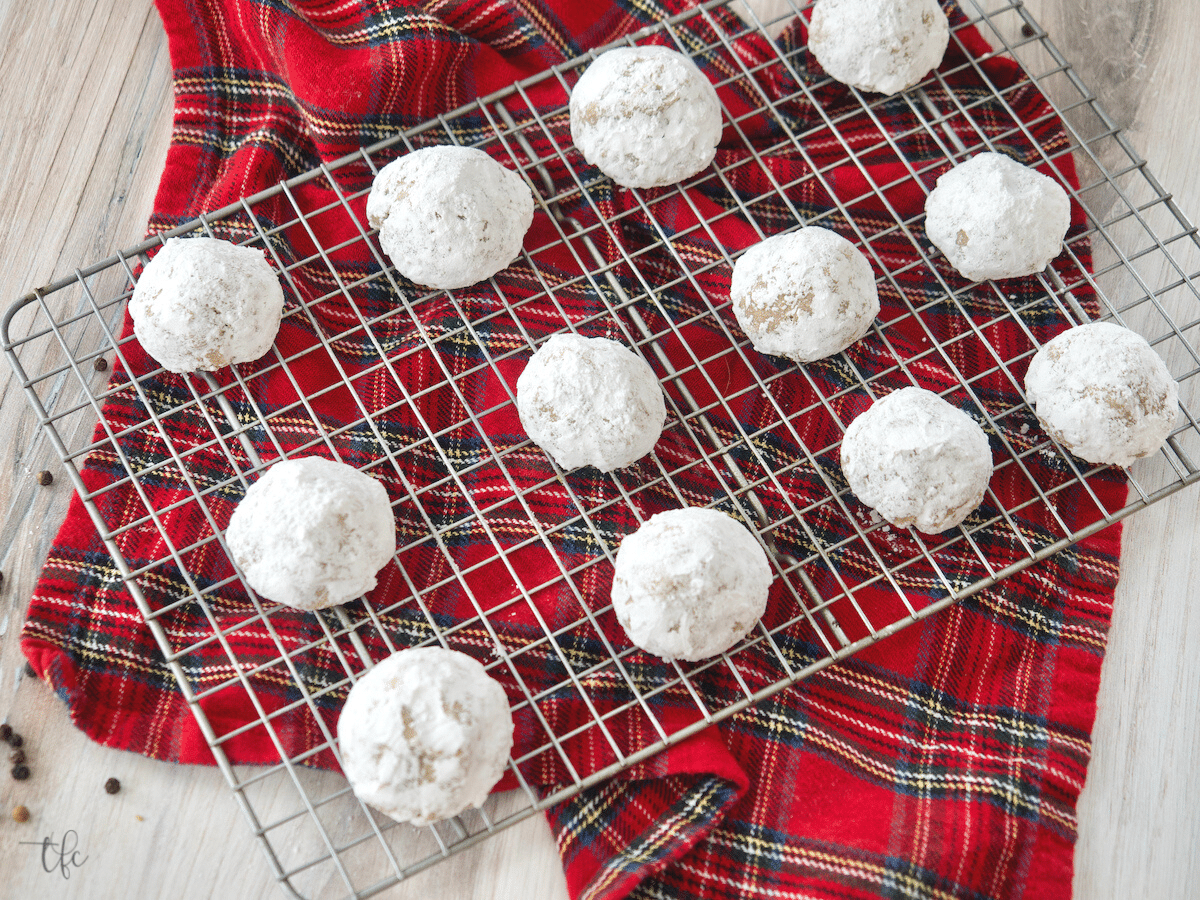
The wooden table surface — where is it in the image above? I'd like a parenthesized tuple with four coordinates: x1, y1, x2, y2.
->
(1, 1, 1197, 898)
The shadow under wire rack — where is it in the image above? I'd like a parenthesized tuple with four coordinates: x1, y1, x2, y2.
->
(5, 0, 1200, 897)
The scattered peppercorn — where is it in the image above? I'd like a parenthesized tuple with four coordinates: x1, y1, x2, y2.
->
(104, 777, 121, 795)
(36, 470, 53, 486)
(24, 662, 36, 678)
(8, 733, 23, 749)
(1020, 23, 1035, 38)
(12, 805, 30, 823)
(0, 569, 5, 587)
(0, 724, 10, 742)
(9, 749, 25, 766)
(11, 764, 30, 781)
(94, 356, 109, 372)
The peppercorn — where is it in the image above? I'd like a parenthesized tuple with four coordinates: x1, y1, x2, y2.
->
(9, 748, 25, 766)
(94, 356, 109, 372)
(12, 805, 30, 823)
(104, 777, 121, 795)
(11, 764, 30, 781)
(36, 470, 53, 486)
(7, 732, 23, 749)
(24, 662, 35, 678)
(0, 724, 10, 742)
(1020, 23, 1035, 38)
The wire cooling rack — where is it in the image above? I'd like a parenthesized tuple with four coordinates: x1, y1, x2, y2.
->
(6, 1, 1200, 897)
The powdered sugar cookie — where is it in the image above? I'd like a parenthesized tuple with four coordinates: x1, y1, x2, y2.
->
(338, 647, 513, 826)
(924, 152, 1071, 281)
(1024, 322, 1178, 466)
(516, 333, 666, 472)
(570, 45, 722, 189)
(226, 456, 395, 610)
(731, 226, 879, 363)
(840, 386, 993, 534)
(366, 145, 535, 290)
(809, 0, 949, 95)
(611, 507, 772, 661)
(129, 236, 285, 374)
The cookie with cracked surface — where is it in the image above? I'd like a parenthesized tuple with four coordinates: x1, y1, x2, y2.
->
(1024, 322, 1178, 467)
(337, 647, 513, 826)
(129, 236, 285, 374)
(840, 386, 993, 534)
(367, 145, 534, 290)
(226, 456, 395, 610)
(516, 333, 666, 472)
(924, 151, 1071, 282)
(569, 45, 722, 189)
(730, 226, 879, 363)
(611, 507, 772, 662)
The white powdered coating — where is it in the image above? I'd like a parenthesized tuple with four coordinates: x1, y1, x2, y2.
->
(337, 647, 513, 826)
(925, 152, 1071, 281)
(1024, 322, 1179, 467)
(226, 457, 396, 611)
(840, 387, 993, 534)
(366, 146, 535, 290)
(809, 0, 949, 95)
(516, 334, 667, 472)
(611, 508, 772, 662)
(730, 227, 880, 363)
(569, 45, 722, 189)
(129, 236, 285, 374)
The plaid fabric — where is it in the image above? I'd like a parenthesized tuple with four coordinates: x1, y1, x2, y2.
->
(21, 1, 1125, 898)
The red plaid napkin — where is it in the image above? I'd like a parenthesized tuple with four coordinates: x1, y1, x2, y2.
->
(23, 1, 1125, 898)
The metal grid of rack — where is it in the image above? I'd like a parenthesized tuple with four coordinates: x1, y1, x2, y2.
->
(5, 1, 1200, 897)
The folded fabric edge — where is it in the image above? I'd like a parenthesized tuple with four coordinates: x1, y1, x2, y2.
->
(20, 633, 312, 767)
(548, 724, 750, 900)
